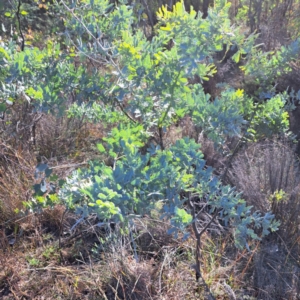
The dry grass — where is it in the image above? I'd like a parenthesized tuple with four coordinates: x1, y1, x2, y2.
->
(0, 98, 110, 226)
(2, 92, 299, 299)
(227, 138, 300, 299)
(0, 98, 108, 162)
(34, 113, 106, 162)
(0, 209, 258, 300)
(0, 248, 102, 299)
(0, 142, 36, 223)
(228, 138, 300, 229)
(252, 241, 300, 300)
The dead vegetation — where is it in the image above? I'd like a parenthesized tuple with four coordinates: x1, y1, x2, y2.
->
(1, 91, 300, 300)
(1, 1, 300, 299)
(0, 210, 258, 300)
(0, 142, 36, 222)
(228, 138, 300, 299)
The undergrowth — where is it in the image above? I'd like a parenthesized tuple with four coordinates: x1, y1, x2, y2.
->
(1, 0, 300, 299)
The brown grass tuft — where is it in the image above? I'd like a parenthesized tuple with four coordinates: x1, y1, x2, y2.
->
(228, 139, 300, 230)
(227, 138, 300, 299)
(0, 142, 36, 223)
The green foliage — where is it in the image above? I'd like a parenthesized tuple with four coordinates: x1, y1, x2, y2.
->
(235, 5, 248, 24)
(103, 123, 149, 157)
(1, 0, 293, 144)
(0, 38, 111, 116)
(26, 256, 41, 267)
(113, 0, 237, 130)
(23, 164, 63, 213)
(248, 94, 290, 140)
(59, 132, 279, 247)
(242, 38, 300, 93)
(269, 189, 288, 204)
(1, 0, 63, 47)
(2, 0, 291, 255)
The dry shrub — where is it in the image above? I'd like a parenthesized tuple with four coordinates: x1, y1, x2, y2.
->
(1, 99, 105, 162)
(252, 1, 300, 51)
(278, 60, 300, 93)
(149, 246, 197, 300)
(0, 102, 36, 147)
(152, 115, 197, 150)
(106, 257, 154, 300)
(227, 139, 300, 299)
(228, 139, 300, 224)
(80, 216, 197, 299)
(0, 143, 36, 223)
(197, 133, 228, 173)
(39, 205, 67, 235)
(103, 235, 196, 300)
(34, 113, 104, 161)
(253, 242, 300, 300)
(134, 218, 175, 259)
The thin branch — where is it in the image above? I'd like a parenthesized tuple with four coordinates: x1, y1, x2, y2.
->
(158, 251, 168, 294)
(60, 0, 112, 53)
(114, 99, 136, 123)
(131, 274, 142, 295)
(16, 0, 25, 51)
(50, 162, 88, 170)
(220, 101, 260, 181)
(198, 209, 219, 237)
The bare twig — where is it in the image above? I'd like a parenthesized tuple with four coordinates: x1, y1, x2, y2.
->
(58, 208, 68, 249)
(188, 192, 216, 300)
(198, 210, 219, 237)
(131, 274, 141, 294)
(16, 0, 25, 51)
(158, 250, 168, 293)
(114, 99, 136, 124)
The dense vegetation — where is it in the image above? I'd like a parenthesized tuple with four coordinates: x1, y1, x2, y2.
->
(1, 0, 300, 299)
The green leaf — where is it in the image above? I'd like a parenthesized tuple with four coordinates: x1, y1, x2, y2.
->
(20, 10, 28, 15)
(97, 193, 107, 200)
(95, 175, 102, 184)
(49, 174, 58, 181)
(58, 179, 66, 188)
(4, 12, 11, 17)
(109, 150, 117, 158)
(0, 103, 6, 112)
(160, 25, 172, 31)
(97, 143, 105, 153)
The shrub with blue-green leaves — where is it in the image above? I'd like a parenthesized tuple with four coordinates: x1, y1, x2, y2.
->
(1, 0, 293, 271)
(59, 128, 279, 249)
(0, 0, 294, 145)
